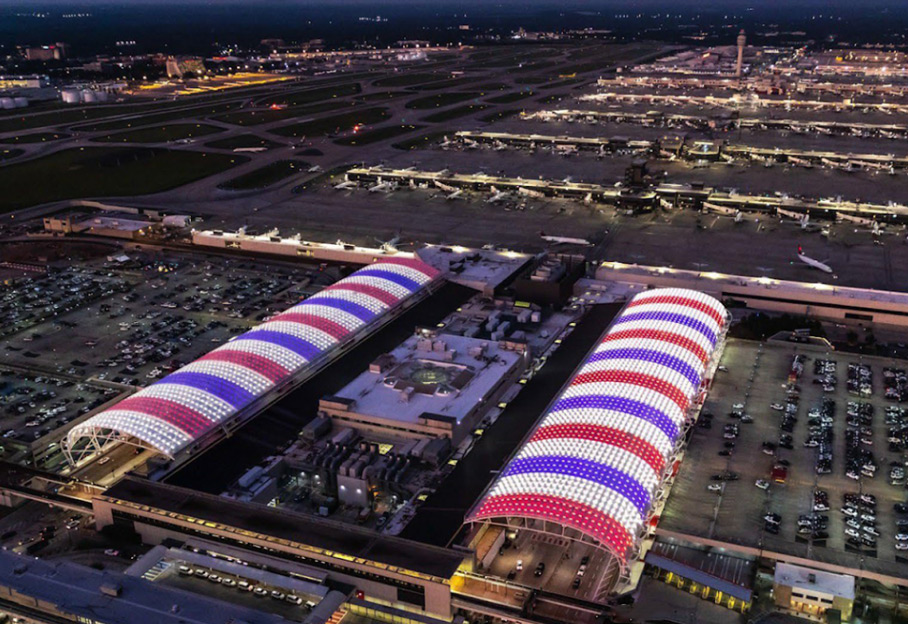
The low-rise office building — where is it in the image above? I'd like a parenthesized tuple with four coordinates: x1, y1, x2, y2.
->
(319, 333, 527, 446)
(773, 562, 854, 622)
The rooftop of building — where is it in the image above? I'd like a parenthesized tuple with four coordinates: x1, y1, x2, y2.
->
(327, 333, 523, 427)
(774, 562, 855, 600)
(645, 541, 755, 602)
(193, 228, 413, 261)
(0, 548, 288, 624)
(102, 476, 466, 580)
(598, 261, 908, 308)
(77, 215, 153, 232)
(417, 244, 531, 292)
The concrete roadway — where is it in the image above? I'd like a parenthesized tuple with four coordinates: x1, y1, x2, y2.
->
(487, 534, 615, 602)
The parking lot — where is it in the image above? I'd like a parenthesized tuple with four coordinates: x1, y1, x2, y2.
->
(660, 338, 908, 581)
(2, 252, 331, 383)
(155, 561, 316, 622)
(0, 501, 95, 560)
(0, 249, 331, 471)
(0, 368, 119, 468)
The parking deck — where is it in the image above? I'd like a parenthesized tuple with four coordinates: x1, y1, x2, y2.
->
(659, 339, 908, 583)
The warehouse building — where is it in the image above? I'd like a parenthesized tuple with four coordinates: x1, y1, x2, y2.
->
(773, 562, 854, 622)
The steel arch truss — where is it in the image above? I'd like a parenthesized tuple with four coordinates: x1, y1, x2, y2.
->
(62, 426, 167, 466)
(471, 515, 632, 590)
(466, 288, 728, 583)
(63, 258, 440, 463)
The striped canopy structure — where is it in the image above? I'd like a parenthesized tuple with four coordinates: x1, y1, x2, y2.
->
(65, 258, 439, 461)
(467, 288, 727, 569)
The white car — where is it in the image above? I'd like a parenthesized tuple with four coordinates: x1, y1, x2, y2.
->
(707, 484, 723, 492)
(845, 528, 861, 539)
(755, 480, 770, 490)
(896, 542, 908, 550)
(896, 534, 908, 541)
(732, 403, 745, 410)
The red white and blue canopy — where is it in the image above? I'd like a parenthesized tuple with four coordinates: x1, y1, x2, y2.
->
(66, 258, 439, 458)
(467, 288, 726, 566)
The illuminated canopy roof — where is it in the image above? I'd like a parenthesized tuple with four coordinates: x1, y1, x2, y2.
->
(66, 258, 439, 459)
(467, 289, 727, 567)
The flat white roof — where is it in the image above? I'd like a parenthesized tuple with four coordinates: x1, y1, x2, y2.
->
(193, 228, 417, 260)
(774, 562, 855, 600)
(79, 216, 151, 231)
(599, 261, 908, 308)
(332, 333, 521, 426)
(418, 244, 530, 291)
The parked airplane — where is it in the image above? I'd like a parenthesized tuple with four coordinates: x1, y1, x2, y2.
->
(368, 180, 394, 193)
(376, 234, 401, 253)
(796, 246, 834, 274)
(445, 189, 463, 200)
(233, 147, 268, 153)
(487, 187, 509, 204)
(334, 180, 356, 191)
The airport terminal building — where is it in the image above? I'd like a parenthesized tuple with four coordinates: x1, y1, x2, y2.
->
(468, 288, 729, 591)
(64, 258, 441, 465)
